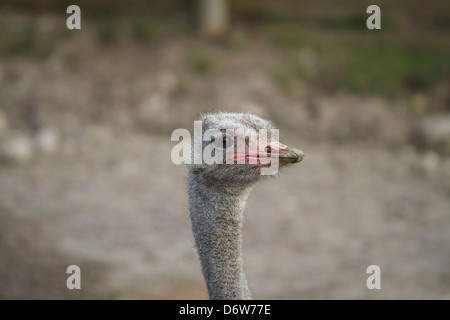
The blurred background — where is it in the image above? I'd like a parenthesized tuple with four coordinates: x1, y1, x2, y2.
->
(0, 0, 449, 299)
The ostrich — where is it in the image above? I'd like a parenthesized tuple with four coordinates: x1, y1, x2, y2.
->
(186, 112, 304, 299)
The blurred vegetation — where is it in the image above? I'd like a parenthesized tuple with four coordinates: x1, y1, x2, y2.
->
(345, 44, 448, 93)
(0, 0, 448, 100)
(96, 16, 120, 44)
(9, 23, 38, 54)
(130, 14, 160, 41)
(189, 50, 218, 74)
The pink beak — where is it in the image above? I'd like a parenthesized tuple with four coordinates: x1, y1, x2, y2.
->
(232, 140, 304, 165)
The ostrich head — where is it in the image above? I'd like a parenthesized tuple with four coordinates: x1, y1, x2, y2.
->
(186, 112, 305, 299)
(186, 112, 304, 185)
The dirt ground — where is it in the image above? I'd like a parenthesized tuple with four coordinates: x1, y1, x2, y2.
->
(0, 13, 449, 299)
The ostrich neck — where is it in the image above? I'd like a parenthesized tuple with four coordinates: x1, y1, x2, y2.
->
(187, 172, 253, 300)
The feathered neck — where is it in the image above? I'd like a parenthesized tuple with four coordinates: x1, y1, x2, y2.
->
(187, 171, 253, 299)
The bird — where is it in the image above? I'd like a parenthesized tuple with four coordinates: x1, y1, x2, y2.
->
(186, 112, 304, 299)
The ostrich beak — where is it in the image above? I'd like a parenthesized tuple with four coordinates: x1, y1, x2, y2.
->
(232, 141, 305, 165)
(278, 146, 305, 164)
(264, 141, 304, 164)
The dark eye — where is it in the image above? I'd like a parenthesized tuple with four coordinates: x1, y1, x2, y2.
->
(214, 134, 234, 150)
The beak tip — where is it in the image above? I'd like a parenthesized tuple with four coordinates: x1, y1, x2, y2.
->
(295, 149, 305, 163)
(277, 147, 305, 164)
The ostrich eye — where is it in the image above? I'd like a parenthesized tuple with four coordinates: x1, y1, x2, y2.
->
(214, 134, 234, 150)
